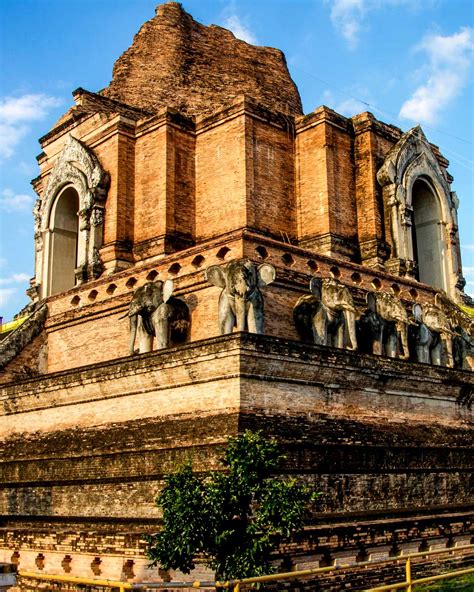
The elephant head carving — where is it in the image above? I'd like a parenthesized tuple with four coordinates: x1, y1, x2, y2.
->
(409, 303, 443, 365)
(357, 292, 388, 356)
(205, 259, 276, 334)
(125, 279, 174, 354)
(411, 299, 455, 367)
(293, 277, 357, 350)
(369, 292, 411, 359)
(453, 321, 474, 370)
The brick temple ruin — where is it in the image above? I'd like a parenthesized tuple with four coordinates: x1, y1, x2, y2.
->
(1, 2, 473, 588)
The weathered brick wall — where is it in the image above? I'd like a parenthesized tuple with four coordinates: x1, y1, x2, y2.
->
(1, 334, 472, 524)
(101, 2, 302, 118)
(195, 112, 247, 240)
(1, 227, 461, 375)
(134, 119, 168, 249)
(246, 112, 296, 241)
(295, 107, 358, 259)
(295, 112, 331, 245)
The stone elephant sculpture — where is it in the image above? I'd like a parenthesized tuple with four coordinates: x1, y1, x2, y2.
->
(370, 292, 411, 359)
(453, 322, 474, 370)
(356, 292, 396, 356)
(293, 277, 357, 350)
(124, 279, 174, 355)
(205, 259, 276, 334)
(409, 304, 443, 365)
(418, 301, 455, 367)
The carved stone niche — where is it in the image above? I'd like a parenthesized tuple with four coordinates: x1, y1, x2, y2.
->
(32, 135, 109, 300)
(377, 126, 465, 302)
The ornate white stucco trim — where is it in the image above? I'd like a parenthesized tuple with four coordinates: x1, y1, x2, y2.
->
(32, 135, 109, 300)
(377, 126, 465, 300)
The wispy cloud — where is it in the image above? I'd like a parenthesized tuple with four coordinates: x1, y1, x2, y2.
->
(328, 0, 365, 50)
(0, 93, 63, 159)
(399, 27, 474, 124)
(327, 0, 428, 50)
(0, 288, 17, 308)
(0, 188, 35, 213)
(224, 14, 258, 44)
(321, 87, 372, 117)
(219, 2, 258, 45)
(0, 273, 30, 286)
(0, 273, 30, 309)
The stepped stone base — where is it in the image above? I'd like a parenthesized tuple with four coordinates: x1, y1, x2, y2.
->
(1, 333, 472, 586)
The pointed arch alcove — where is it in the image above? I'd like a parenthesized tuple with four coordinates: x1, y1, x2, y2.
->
(47, 186, 80, 296)
(377, 126, 465, 300)
(31, 135, 109, 300)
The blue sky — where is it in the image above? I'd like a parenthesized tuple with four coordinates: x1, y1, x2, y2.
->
(0, 0, 473, 322)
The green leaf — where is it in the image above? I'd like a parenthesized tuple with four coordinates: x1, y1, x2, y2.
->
(146, 431, 319, 580)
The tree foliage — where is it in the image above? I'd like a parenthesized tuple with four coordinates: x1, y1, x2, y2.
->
(147, 430, 317, 580)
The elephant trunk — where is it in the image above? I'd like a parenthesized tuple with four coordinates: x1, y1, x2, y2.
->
(129, 315, 138, 355)
(234, 295, 248, 332)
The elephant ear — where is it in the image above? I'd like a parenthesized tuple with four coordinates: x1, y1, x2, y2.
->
(413, 303, 423, 323)
(162, 279, 174, 303)
(309, 277, 322, 299)
(257, 263, 276, 287)
(206, 265, 226, 288)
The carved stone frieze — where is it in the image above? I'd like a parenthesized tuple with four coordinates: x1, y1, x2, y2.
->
(90, 207, 105, 227)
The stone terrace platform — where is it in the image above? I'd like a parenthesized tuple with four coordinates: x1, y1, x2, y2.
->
(1, 334, 473, 581)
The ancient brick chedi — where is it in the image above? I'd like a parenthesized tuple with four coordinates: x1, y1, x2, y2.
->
(1, 2, 473, 589)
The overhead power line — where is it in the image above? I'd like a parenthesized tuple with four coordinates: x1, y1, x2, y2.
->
(292, 64, 474, 149)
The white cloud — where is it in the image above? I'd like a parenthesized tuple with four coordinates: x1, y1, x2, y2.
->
(462, 245, 474, 251)
(321, 88, 371, 117)
(0, 122, 28, 160)
(0, 94, 62, 123)
(399, 28, 474, 124)
(0, 288, 17, 308)
(327, 0, 430, 50)
(335, 97, 366, 117)
(223, 14, 258, 44)
(462, 266, 474, 276)
(0, 93, 63, 160)
(328, 0, 365, 50)
(0, 188, 35, 213)
(0, 273, 30, 286)
(0, 274, 30, 308)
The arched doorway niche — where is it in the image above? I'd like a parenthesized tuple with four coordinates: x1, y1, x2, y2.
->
(410, 177, 446, 291)
(377, 126, 465, 300)
(47, 186, 80, 296)
(30, 135, 109, 301)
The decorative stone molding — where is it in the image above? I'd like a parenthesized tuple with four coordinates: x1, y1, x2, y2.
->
(32, 135, 109, 299)
(377, 126, 464, 300)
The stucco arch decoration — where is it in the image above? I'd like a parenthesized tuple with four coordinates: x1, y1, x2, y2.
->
(377, 125, 465, 301)
(31, 135, 109, 300)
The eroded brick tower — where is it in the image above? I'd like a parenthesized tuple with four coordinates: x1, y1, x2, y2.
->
(1, 3, 473, 588)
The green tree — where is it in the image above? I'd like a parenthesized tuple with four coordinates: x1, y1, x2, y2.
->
(147, 430, 317, 580)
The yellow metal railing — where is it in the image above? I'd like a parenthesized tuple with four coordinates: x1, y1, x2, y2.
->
(459, 304, 474, 319)
(0, 316, 26, 333)
(18, 543, 474, 591)
(215, 545, 474, 591)
(19, 571, 134, 591)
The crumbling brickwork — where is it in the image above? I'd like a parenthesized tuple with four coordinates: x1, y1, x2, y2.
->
(101, 3, 302, 118)
(1, 2, 472, 589)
